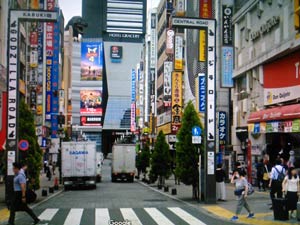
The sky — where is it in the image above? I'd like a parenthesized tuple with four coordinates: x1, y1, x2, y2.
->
(59, 0, 161, 25)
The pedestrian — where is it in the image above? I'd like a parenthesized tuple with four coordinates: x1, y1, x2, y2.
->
(269, 159, 286, 210)
(47, 163, 52, 181)
(8, 162, 40, 225)
(282, 167, 300, 219)
(52, 162, 56, 176)
(230, 169, 255, 221)
(216, 163, 226, 201)
(262, 160, 271, 191)
(256, 159, 265, 191)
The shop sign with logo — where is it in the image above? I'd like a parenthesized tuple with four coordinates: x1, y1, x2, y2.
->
(292, 119, 300, 132)
(110, 46, 122, 63)
(218, 111, 226, 145)
(264, 51, 300, 105)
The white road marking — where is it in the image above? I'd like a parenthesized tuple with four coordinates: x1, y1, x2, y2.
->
(38, 208, 59, 221)
(63, 208, 83, 225)
(144, 208, 174, 225)
(95, 208, 110, 225)
(168, 207, 206, 225)
(120, 208, 142, 225)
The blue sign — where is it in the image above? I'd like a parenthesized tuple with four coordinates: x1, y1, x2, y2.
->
(221, 47, 234, 87)
(51, 21, 60, 138)
(192, 126, 202, 136)
(218, 111, 227, 145)
(199, 74, 206, 113)
(42, 137, 47, 148)
(131, 69, 136, 102)
(18, 140, 29, 151)
(254, 123, 260, 134)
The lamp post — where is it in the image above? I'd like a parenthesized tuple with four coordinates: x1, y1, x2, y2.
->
(57, 112, 65, 184)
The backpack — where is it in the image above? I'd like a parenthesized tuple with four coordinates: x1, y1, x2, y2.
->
(275, 167, 285, 182)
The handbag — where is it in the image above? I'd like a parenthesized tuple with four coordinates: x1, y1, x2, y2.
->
(234, 189, 244, 196)
(26, 189, 37, 204)
(263, 165, 270, 181)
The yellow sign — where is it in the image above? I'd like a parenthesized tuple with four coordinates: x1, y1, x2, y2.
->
(19, 79, 26, 95)
(199, 30, 206, 62)
(36, 105, 43, 115)
(31, 0, 39, 9)
(174, 59, 183, 70)
(171, 72, 183, 133)
(157, 123, 171, 134)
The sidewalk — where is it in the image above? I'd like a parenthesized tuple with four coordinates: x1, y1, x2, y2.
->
(140, 176, 298, 225)
(0, 169, 62, 222)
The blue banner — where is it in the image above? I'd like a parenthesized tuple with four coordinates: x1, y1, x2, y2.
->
(81, 42, 103, 81)
(131, 69, 136, 102)
(218, 111, 227, 145)
(199, 74, 206, 113)
(221, 47, 234, 87)
(51, 21, 60, 138)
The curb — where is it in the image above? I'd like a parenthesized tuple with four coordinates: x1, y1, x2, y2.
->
(31, 189, 63, 209)
(137, 180, 259, 225)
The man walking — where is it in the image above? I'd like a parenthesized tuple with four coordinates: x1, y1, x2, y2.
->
(8, 162, 40, 225)
(269, 159, 286, 209)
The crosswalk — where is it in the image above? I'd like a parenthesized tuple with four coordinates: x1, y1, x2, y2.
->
(29, 207, 207, 225)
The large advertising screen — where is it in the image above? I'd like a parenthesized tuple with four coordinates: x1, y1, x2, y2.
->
(81, 42, 103, 81)
(80, 90, 102, 115)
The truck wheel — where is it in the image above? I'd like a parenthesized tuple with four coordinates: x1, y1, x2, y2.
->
(111, 175, 116, 182)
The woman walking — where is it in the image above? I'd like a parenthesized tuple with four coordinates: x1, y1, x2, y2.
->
(230, 170, 254, 221)
(282, 167, 300, 218)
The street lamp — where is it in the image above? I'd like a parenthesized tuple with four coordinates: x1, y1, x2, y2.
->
(57, 128, 65, 185)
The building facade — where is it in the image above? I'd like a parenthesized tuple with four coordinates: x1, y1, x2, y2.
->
(232, 0, 300, 173)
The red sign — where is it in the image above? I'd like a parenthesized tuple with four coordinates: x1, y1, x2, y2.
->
(80, 116, 102, 126)
(18, 140, 29, 151)
(30, 31, 38, 47)
(0, 92, 7, 151)
(264, 51, 300, 105)
(200, 0, 212, 18)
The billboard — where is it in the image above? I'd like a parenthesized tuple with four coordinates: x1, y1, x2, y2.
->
(199, 74, 206, 113)
(172, 72, 183, 133)
(264, 51, 300, 105)
(164, 61, 172, 104)
(80, 116, 102, 126)
(51, 21, 60, 138)
(81, 42, 103, 81)
(221, 47, 234, 87)
(174, 36, 183, 70)
(222, 6, 233, 46)
(200, 0, 212, 18)
(80, 90, 102, 115)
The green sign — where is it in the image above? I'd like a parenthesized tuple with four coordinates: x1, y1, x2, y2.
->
(292, 119, 300, 132)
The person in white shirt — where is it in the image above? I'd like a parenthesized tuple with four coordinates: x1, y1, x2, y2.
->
(282, 167, 300, 218)
(269, 159, 285, 209)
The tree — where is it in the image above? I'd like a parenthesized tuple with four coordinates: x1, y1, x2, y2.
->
(176, 101, 203, 200)
(150, 131, 171, 186)
(19, 99, 43, 190)
(139, 142, 150, 180)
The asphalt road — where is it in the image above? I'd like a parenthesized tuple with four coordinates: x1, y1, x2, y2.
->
(2, 160, 233, 225)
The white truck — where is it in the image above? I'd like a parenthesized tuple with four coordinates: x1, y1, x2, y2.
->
(62, 141, 97, 189)
(111, 144, 136, 182)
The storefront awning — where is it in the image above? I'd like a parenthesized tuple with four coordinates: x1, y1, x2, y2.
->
(248, 104, 300, 123)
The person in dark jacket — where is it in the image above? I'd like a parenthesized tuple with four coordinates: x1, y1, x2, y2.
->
(216, 163, 226, 201)
(256, 159, 265, 191)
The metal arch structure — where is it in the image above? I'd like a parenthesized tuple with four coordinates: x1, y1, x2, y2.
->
(6, 9, 58, 205)
(171, 17, 216, 204)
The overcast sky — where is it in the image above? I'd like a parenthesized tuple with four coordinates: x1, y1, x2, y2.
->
(59, 0, 161, 25)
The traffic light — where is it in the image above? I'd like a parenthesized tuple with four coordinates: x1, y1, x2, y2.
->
(295, 0, 300, 36)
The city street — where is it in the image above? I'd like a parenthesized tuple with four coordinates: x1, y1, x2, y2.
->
(0, 160, 233, 225)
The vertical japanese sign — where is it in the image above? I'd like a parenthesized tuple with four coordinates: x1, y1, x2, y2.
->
(131, 69, 136, 132)
(81, 42, 103, 81)
(150, 13, 156, 69)
(199, 30, 206, 62)
(218, 111, 226, 146)
(171, 72, 182, 133)
(174, 36, 183, 70)
(166, 29, 174, 54)
(199, 74, 206, 113)
(222, 6, 233, 46)
(51, 21, 59, 138)
(221, 47, 233, 87)
(200, 0, 212, 18)
(164, 61, 173, 105)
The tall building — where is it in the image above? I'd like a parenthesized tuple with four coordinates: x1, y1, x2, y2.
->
(80, 0, 147, 154)
(231, 0, 300, 180)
